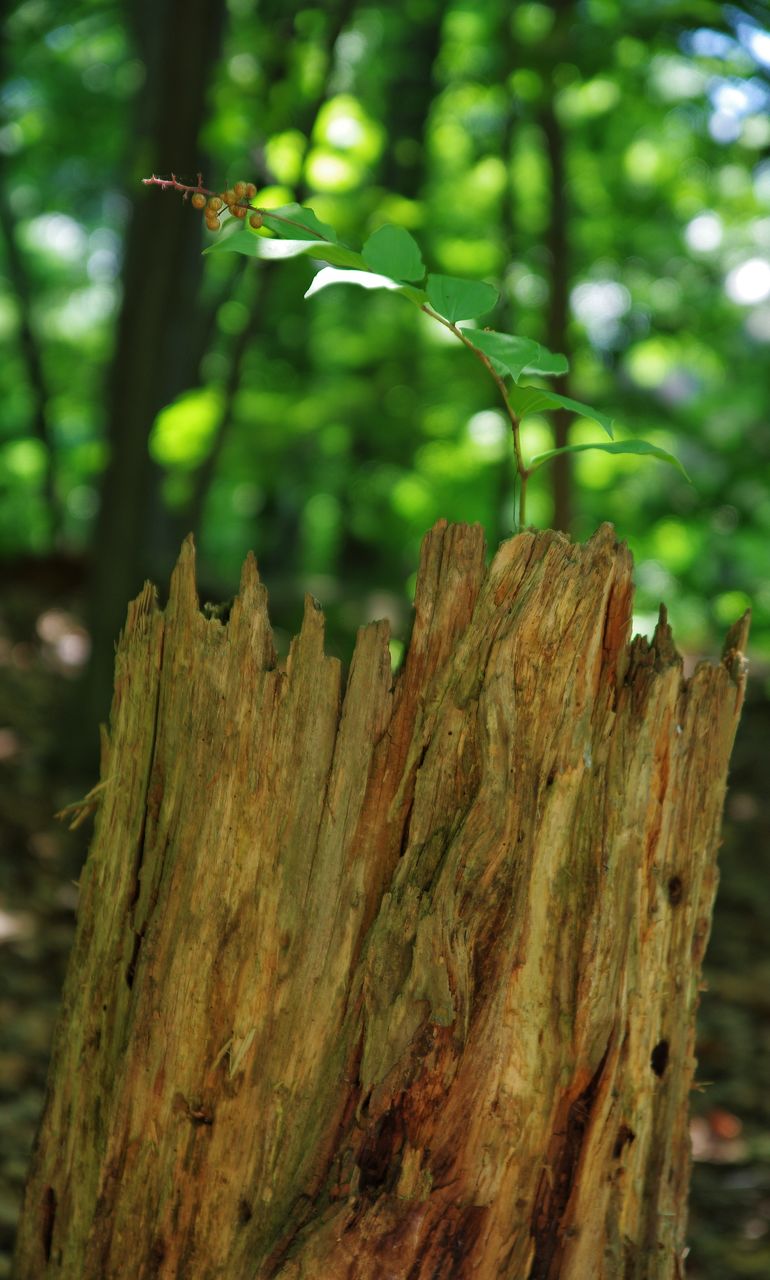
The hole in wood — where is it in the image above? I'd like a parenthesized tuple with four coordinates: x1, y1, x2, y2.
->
(125, 931, 142, 988)
(149, 1236, 166, 1267)
(357, 1106, 404, 1193)
(651, 1040, 670, 1077)
(41, 1185, 56, 1262)
(612, 1124, 636, 1159)
(667, 875, 684, 905)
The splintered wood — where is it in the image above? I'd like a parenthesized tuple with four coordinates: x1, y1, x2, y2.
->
(14, 521, 748, 1279)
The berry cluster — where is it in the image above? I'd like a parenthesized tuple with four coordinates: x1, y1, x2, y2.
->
(191, 181, 263, 233)
(141, 174, 264, 233)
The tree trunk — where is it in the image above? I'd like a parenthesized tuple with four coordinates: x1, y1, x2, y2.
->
(15, 521, 747, 1279)
(83, 0, 226, 742)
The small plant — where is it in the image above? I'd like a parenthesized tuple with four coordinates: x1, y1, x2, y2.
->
(144, 173, 687, 528)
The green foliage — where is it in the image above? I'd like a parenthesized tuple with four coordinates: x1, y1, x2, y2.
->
(528, 439, 689, 479)
(361, 225, 424, 281)
(210, 226, 366, 269)
(3, 10, 770, 1267)
(425, 274, 499, 322)
(3, 0, 770, 673)
(303, 265, 428, 306)
(508, 387, 615, 439)
(206, 194, 672, 525)
(260, 203, 337, 241)
(463, 331, 569, 382)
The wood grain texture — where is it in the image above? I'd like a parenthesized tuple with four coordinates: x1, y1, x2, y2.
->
(14, 522, 748, 1279)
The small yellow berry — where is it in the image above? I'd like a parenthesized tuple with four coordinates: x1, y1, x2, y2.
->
(232, 205, 247, 218)
(233, 181, 247, 198)
(223, 189, 236, 206)
(249, 212, 263, 229)
(207, 196, 223, 212)
(245, 183, 257, 198)
(205, 215, 220, 232)
(191, 192, 206, 209)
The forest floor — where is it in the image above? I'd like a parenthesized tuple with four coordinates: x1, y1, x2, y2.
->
(0, 577, 768, 1278)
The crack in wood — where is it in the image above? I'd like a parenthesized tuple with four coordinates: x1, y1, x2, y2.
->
(40, 1185, 56, 1263)
(528, 1040, 613, 1279)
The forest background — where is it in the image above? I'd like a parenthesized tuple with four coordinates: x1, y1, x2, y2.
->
(1, 0, 769, 1275)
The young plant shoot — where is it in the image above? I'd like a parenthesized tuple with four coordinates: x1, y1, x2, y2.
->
(143, 173, 688, 528)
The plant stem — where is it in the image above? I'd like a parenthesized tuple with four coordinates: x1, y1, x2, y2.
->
(421, 306, 530, 529)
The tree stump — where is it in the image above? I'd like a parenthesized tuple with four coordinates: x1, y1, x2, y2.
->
(14, 521, 748, 1279)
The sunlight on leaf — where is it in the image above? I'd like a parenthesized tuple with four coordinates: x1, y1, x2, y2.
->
(304, 267, 426, 305)
(206, 229, 365, 269)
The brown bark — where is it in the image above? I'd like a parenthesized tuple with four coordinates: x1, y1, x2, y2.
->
(15, 521, 747, 1279)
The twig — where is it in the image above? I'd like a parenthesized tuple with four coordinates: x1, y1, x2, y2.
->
(141, 174, 328, 240)
(55, 779, 110, 830)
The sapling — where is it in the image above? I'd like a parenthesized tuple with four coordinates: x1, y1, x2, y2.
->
(144, 172, 687, 528)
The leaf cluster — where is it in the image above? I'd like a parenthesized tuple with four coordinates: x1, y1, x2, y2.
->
(205, 202, 686, 522)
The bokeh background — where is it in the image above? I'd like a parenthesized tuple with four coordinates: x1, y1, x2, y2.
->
(1, 0, 770, 1274)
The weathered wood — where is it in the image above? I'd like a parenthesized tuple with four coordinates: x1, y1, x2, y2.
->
(15, 521, 748, 1279)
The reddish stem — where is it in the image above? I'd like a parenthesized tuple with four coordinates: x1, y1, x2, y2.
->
(141, 174, 327, 240)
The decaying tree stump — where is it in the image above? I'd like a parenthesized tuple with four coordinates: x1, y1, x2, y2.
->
(15, 521, 748, 1279)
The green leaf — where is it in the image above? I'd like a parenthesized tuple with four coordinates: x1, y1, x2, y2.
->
(527, 439, 690, 480)
(462, 330, 568, 381)
(260, 203, 338, 242)
(304, 267, 427, 306)
(462, 330, 544, 380)
(286, 241, 365, 268)
(508, 385, 614, 439)
(362, 225, 424, 282)
(523, 347, 569, 377)
(205, 228, 365, 269)
(426, 274, 499, 322)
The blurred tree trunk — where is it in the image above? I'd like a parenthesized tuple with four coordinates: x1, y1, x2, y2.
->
(377, 1, 444, 199)
(15, 522, 747, 1279)
(539, 0, 575, 535)
(0, 164, 60, 538)
(541, 95, 572, 534)
(181, 0, 357, 550)
(83, 0, 226, 742)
